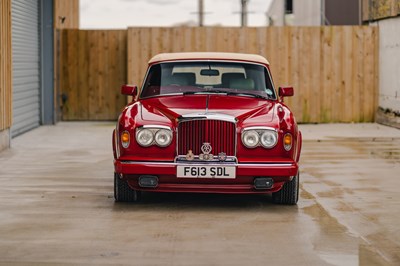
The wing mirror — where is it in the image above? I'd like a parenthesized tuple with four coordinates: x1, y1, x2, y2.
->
(278, 87, 294, 97)
(121, 85, 138, 97)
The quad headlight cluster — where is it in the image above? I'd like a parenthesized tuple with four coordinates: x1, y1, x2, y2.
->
(120, 127, 173, 148)
(241, 128, 279, 149)
(135, 127, 173, 147)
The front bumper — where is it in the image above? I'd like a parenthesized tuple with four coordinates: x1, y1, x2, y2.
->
(114, 160, 299, 194)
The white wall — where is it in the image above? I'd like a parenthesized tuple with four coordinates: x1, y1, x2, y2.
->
(294, 0, 321, 26)
(267, 0, 322, 26)
(378, 16, 400, 113)
(267, 0, 285, 26)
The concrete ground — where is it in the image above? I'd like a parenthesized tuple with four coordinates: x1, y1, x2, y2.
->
(0, 122, 399, 265)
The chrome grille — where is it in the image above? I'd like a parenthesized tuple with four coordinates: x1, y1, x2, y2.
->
(178, 120, 236, 156)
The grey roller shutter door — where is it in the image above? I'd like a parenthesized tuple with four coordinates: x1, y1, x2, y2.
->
(11, 0, 41, 137)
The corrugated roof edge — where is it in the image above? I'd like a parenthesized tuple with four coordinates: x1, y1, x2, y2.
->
(148, 52, 270, 65)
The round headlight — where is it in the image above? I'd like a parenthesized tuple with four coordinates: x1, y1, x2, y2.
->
(155, 129, 172, 147)
(136, 129, 154, 147)
(260, 131, 278, 148)
(242, 130, 260, 148)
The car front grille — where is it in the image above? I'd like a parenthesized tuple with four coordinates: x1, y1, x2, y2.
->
(178, 119, 236, 156)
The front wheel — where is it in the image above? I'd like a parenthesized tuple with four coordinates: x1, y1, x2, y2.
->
(272, 172, 299, 205)
(114, 173, 141, 202)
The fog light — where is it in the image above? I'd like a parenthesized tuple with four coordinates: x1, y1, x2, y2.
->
(254, 177, 274, 190)
(139, 175, 158, 188)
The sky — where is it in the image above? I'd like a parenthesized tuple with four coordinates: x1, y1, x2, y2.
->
(80, 0, 273, 28)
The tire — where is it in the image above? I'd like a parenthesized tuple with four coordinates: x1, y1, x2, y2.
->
(114, 173, 141, 202)
(272, 172, 299, 205)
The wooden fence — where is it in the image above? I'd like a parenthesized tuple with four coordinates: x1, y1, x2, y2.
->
(128, 26, 378, 123)
(59, 30, 127, 120)
(59, 26, 378, 123)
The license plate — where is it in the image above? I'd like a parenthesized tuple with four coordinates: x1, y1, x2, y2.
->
(177, 165, 236, 179)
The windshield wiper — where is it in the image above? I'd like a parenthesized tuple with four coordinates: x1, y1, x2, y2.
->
(182, 90, 228, 95)
(226, 91, 270, 100)
(183, 90, 270, 99)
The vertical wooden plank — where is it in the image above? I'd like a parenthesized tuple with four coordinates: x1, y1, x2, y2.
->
(230, 27, 240, 53)
(351, 26, 361, 122)
(278, 27, 289, 87)
(128, 28, 139, 85)
(0, 0, 13, 130)
(87, 31, 99, 120)
(321, 26, 333, 122)
(63, 29, 79, 120)
(342, 26, 354, 122)
(331, 26, 342, 122)
(299, 27, 312, 123)
(77, 30, 89, 120)
(117, 30, 128, 115)
(309, 27, 321, 123)
(265, 27, 277, 84)
(214, 27, 225, 52)
(107, 31, 117, 119)
(98, 30, 107, 119)
(289, 27, 302, 121)
(246, 27, 258, 54)
(256, 27, 266, 57)
(150, 27, 160, 56)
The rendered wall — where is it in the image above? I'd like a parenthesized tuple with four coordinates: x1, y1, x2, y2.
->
(294, 0, 321, 26)
(267, 0, 285, 25)
(376, 16, 400, 128)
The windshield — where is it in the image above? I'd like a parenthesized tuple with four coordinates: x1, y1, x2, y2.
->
(140, 61, 276, 100)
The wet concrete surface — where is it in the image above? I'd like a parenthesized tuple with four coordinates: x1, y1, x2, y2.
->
(0, 122, 399, 265)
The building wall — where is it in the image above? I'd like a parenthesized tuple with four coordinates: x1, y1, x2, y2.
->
(268, 0, 322, 26)
(267, 0, 361, 26)
(363, 1, 400, 128)
(362, 0, 400, 22)
(267, 0, 285, 26)
(325, 0, 360, 25)
(0, 0, 12, 151)
(11, 0, 42, 137)
(1, 0, 79, 151)
(293, 0, 321, 26)
(376, 16, 400, 128)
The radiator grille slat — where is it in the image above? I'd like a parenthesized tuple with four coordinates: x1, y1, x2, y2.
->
(178, 120, 235, 156)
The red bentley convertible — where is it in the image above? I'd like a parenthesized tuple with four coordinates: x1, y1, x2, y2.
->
(113, 52, 302, 204)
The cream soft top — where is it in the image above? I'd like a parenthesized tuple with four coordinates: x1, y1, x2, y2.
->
(148, 52, 269, 65)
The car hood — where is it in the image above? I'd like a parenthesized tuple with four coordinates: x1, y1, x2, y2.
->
(138, 94, 275, 127)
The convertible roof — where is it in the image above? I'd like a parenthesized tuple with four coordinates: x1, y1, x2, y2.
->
(148, 52, 270, 65)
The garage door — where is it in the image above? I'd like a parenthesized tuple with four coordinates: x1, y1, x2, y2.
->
(11, 0, 40, 137)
